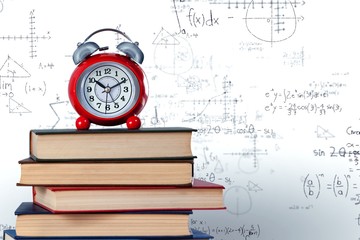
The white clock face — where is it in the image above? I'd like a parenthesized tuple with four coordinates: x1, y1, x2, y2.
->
(76, 62, 140, 118)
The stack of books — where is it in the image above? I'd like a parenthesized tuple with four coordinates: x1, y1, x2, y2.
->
(5, 127, 225, 240)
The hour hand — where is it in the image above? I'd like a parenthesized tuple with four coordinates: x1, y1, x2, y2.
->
(94, 80, 106, 89)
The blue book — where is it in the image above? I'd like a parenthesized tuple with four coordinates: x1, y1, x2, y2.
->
(15, 202, 193, 238)
(3, 229, 213, 240)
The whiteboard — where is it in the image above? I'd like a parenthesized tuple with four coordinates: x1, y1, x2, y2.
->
(0, 0, 359, 239)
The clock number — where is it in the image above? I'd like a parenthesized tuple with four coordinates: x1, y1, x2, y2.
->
(104, 68, 111, 75)
(82, 65, 137, 115)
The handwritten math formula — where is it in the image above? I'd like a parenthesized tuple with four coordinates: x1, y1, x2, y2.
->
(264, 88, 343, 116)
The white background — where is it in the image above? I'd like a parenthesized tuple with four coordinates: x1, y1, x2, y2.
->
(0, 0, 360, 239)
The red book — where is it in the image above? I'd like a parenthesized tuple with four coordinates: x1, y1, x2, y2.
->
(32, 179, 225, 213)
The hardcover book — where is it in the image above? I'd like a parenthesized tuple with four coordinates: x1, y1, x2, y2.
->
(32, 179, 225, 213)
(3, 229, 213, 240)
(15, 202, 192, 237)
(18, 158, 193, 186)
(29, 127, 196, 161)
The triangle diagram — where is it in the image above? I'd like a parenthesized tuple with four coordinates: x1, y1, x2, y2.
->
(0, 56, 31, 78)
(8, 97, 31, 113)
(316, 125, 335, 139)
(247, 181, 263, 192)
(152, 28, 180, 45)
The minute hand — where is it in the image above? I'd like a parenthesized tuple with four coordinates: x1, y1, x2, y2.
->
(110, 79, 127, 89)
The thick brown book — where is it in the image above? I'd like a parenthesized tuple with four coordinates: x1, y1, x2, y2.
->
(32, 179, 225, 213)
(29, 127, 196, 161)
(15, 202, 192, 237)
(18, 158, 194, 186)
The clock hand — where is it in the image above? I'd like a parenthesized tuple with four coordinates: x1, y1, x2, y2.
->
(108, 91, 116, 102)
(104, 92, 109, 114)
(104, 87, 117, 114)
(94, 80, 107, 89)
(110, 79, 127, 89)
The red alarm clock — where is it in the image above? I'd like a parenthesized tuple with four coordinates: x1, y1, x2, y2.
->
(68, 28, 148, 130)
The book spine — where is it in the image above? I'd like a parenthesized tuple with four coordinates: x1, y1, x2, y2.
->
(32, 186, 36, 202)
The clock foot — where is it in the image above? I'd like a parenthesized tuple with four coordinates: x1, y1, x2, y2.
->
(126, 116, 141, 130)
(76, 116, 91, 130)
